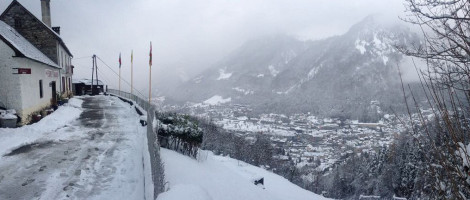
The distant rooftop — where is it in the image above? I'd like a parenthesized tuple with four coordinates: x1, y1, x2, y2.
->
(72, 79, 105, 86)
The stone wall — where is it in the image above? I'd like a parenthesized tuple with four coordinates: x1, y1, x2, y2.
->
(0, 2, 58, 63)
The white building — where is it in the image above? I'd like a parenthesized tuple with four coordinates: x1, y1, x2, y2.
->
(0, 0, 74, 97)
(0, 20, 61, 124)
(0, 0, 73, 125)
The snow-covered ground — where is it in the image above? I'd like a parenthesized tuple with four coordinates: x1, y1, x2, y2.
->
(0, 98, 83, 157)
(158, 148, 329, 200)
(0, 95, 151, 200)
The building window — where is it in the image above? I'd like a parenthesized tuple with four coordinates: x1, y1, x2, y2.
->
(62, 77, 65, 93)
(39, 80, 43, 98)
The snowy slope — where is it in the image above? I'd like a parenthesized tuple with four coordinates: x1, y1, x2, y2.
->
(158, 149, 329, 200)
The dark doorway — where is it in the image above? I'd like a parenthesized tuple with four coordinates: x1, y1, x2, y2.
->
(51, 81, 57, 105)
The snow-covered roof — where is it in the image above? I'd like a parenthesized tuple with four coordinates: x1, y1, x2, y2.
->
(72, 79, 105, 86)
(0, 21, 60, 68)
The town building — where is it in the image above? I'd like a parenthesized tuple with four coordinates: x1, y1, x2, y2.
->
(72, 79, 105, 96)
(0, 0, 73, 124)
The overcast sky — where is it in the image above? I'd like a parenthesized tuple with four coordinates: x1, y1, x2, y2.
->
(1, 0, 407, 96)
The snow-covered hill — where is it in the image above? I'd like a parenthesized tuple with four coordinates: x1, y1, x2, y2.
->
(158, 148, 329, 200)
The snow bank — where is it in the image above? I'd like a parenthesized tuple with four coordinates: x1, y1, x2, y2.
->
(158, 185, 213, 200)
(159, 148, 328, 200)
(217, 69, 232, 80)
(203, 95, 231, 105)
(268, 65, 279, 77)
(1, 110, 17, 120)
(0, 98, 83, 156)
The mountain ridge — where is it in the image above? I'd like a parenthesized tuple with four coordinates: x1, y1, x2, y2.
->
(167, 16, 421, 121)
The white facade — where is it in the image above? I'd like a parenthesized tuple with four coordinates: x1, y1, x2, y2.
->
(0, 36, 60, 124)
(57, 42, 72, 95)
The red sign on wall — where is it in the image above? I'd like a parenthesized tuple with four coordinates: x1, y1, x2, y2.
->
(12, 68, 31, 74)
(18, 68, 31, 74)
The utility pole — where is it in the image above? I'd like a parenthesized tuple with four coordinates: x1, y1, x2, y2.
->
(91, 55, 95, 95)
(95, 56, 99, 94)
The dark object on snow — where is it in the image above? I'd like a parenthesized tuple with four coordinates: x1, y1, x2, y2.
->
(31, 114, 42, 123)
(254, 177, 264, 186)
(0, 116, 17, 128)
(135, 106, 143, 116)
(140, 119, 147, 126)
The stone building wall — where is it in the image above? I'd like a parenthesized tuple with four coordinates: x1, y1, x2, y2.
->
(0, 2, 58, 64)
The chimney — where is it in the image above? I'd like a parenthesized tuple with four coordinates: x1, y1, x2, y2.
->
(40, 0, 51, 27)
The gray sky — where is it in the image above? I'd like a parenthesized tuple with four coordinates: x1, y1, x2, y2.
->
(1, 0, 407, 96)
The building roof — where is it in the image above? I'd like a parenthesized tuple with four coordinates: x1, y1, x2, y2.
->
(0, 20, 60, 68)
(0, 0, 73, 57)
(72, 79, 105, 86)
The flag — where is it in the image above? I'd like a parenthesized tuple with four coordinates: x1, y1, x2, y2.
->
(149, 42, 152, 67)
(119, 53, 122, 68)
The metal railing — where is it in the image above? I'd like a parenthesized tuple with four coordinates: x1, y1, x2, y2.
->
(106, 88, 165, 197)
(107, 89, 151, 111)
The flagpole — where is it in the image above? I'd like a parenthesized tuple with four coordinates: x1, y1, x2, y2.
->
(149, 42, 152, 105)
(119, 53, 122, 96)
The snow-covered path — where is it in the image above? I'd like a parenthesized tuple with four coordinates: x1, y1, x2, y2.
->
(0, 95, 148, 200)
(159, 148, 329, 200)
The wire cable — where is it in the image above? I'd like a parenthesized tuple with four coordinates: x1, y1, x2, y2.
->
(95, 56, 148, 99)
(96, 66, 113, 86)
(74, 56, 93, 60)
